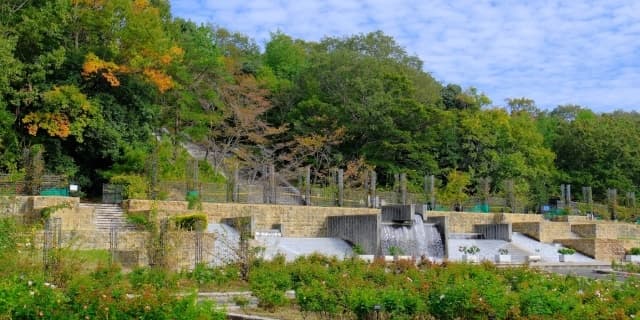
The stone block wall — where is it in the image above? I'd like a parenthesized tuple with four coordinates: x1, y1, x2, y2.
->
(512, 222, 542, 241)
(571, 223, 640, 240)
(428, 212, 497, 233)
(36, 229, 216, 270)
(541, 222, 574, 242)
(428, 212, 543, 234)
(125, 200, 379, 237)
(557, 238, 626, 261)
(620, 239, 640, 252)
(0, 196, 33, 218)
(571, 224, 596, 238)
(512, 221, 573, 243)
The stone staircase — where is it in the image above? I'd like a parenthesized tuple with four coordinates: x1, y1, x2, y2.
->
(80, 203, 137, 231)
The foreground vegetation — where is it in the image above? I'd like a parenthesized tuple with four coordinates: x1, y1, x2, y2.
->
(2, 217, 640, 320)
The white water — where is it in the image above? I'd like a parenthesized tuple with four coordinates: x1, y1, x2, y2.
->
(380, 215, 445, 258)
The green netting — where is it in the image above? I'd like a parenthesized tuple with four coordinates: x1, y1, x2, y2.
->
(186, 190, 199, 197)
(39, 188, 69, 196)
(469, 204, 490, 213)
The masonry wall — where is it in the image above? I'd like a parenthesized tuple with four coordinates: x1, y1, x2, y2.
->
(512, 222, 542, 241)
(427, 212, 542, 234)
(125, 200, 379, 237)
(35, 229, 216, 270)
(557, 238, 626, 261)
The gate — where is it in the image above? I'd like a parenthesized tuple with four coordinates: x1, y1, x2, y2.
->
(102, 184, 123, 204)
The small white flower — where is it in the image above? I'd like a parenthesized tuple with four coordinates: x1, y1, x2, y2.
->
(439, 294, 445, 300)
(29, 291, 35, 296)
(28, 281, 33, 286)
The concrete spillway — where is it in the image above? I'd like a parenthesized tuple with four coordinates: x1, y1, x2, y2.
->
(380, 214, 444, 258)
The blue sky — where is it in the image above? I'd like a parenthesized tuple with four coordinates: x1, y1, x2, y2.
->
(170, 0, 640, 112)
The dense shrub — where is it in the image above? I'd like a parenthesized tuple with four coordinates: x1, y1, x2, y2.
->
(128, 267, 178, 290)
(110, 174, 149, 199)
(173, 213, 207, 231)
(249, 256, 292, 310)
(187, 263, 240, 287)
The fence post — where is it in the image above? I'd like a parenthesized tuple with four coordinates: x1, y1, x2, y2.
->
(608, 188, 617, 220)
(582, 186, 593, 217)
(305, 166, 311, 206)
(429, 175, 436, 209)
(506, 179, 515, 213)
(269, 164, 277, 204)
(195, 221, 203, 267)
(109, 219, 118, 265)
(370, 171, 377, 208)
(337, 169, 344, 207)
(232, 167, 239, 202)
(394, 173, 400, 204)
(400, 173, 407, 205)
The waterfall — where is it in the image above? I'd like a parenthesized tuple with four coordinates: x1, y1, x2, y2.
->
(380, 214, 444, 258)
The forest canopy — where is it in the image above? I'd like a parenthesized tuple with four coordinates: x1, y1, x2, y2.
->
(1, 0, 639, 209)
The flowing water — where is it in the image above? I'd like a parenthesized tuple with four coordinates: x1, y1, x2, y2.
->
(380, 214, 444, 258)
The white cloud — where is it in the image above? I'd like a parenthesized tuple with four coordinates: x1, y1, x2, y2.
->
(171, 0, 640, 112)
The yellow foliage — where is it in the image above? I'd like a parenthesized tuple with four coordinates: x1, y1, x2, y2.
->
(133, 0, 150, 12)
(71, 0, 104, 6)
(22, 112, 71, 138)
(143, 68, 174, 93)
(82, 53, 123, 87)
(159, 46, 185, 65)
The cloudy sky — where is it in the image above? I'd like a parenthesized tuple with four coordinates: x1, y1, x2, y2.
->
(170, 0, 640, 112)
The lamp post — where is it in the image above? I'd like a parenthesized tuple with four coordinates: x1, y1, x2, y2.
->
(374, 304, 381, 320)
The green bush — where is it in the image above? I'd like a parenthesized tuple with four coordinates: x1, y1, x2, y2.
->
(249, 257, 292, 310)
(126, 211, 153, 230)
(186, 191, 201, 210)
(0, 218, 17, 253)
(173, 213, 207, 231)
(629, 247, 640, 255)
(128, 267, 177, 290)
(110, 174, 148, 199)
(558, 248, 576, 255)
(187, 263, 239, 287)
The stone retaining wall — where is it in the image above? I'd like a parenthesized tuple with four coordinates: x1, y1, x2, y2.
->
(35, 229, 215, 269)
(556, 238, 626, 261)
(571, 223, 640, 240)
(512, 221, 573, 243)
(125, 200, 379, 237)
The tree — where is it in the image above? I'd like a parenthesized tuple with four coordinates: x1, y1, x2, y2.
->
(505, 97, 539, 116)
(438, 170, 471, 209)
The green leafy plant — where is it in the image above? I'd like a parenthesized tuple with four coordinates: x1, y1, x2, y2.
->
(388, 246, 404, 257)
(125, 211, 153, 230)
(173, 213, 207, 231)
(558, 248, 576, 255)
(109, 174, 148, 199)
(186, 191, 202, 210)
(459, 245, 480, 255)
(39, 202, 72, 221)
(629, 247, 640, 255)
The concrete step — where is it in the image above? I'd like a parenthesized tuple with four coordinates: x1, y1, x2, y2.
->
(80, 203, 137, 231)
